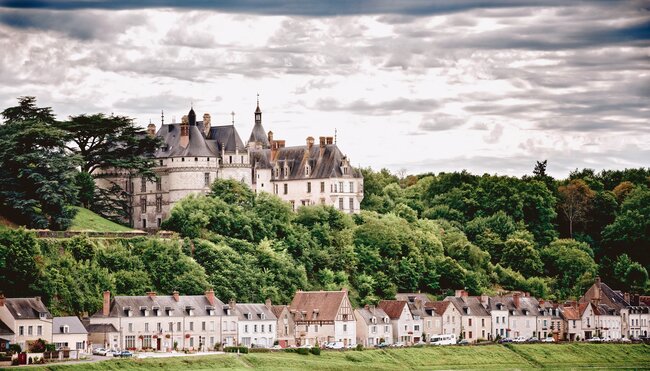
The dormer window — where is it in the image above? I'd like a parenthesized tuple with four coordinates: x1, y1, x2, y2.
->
(140, 306, 149, 316)
(123, 306, 132, 317)
(206, 306, 215, 316)
(61, 325, 69, 334)
(186, 306, 194, 316)
(305, 165, 310, 176)
(247, 313, 252, 320)
(371, 317, 377, 324)
(39, 312, 47, 320)
(274, 167, 279, 178)
(261, 313, 266, 320)
(166, 307, 174, 316)
(152, 307, 160, 316)
(384, 317, 389, 323)
(284, 165, 289, 176)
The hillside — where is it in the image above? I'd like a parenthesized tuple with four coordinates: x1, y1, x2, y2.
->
(22, 344, 650, 370)
(68, 207, 133, 232)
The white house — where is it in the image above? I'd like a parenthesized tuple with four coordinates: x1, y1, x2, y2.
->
(234, 303, 277, 348)
(289, 289, 356, 347)
(378, 300, 423, 345)
(0, 295, 53, 351)
(52, 316, 88, 351)
(354, 305, 392, 347)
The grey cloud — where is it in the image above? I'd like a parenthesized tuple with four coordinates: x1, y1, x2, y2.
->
(418, 114, 464, 131)
(483, 123, 503, 144)
(0, 9, 144, 40)
(315, 97, 439, 115)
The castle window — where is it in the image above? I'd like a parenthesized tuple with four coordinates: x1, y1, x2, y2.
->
(283, 184, 288, 195)
(343, 167, 348, 175)
(320, 182, 325, 193)
(241, 156, 244, 163)
(141, 196, 147, 213)
(156, 179, 162, 191)
(157, 218, 161, 228)
(274, 168, 279, 178)
(307, 182, 311, 193)
(229, 156, 232, 164)
(142, 219, 147, 229)
(305, 166, 310, 176)
(159, 160, 163, 166)
(156, 195, 162, 212)
(349, 198, 354, 212)
(182, 157, 185, 162)
(339, 182, 344, 192)
(204, 173, 210, 187)
(338, 198, 344, 210)
(274, 184, 278, 194)
(349, 182, 354, 193)
(195, 157, 198, 161)
(284, 166, 289, 176)
(141, 178, 146, 192)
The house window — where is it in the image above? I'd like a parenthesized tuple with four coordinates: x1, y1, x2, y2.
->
(274, 184, 278, 194)
(142, 219, 147, 229)
(125, 336, 135, 349)
(244, 325, 248, 333)
(169, 322, 173, 332)
(156, 178, 162, 191)
(145, 323, 149, 332)
(19, 326, 24, 336)
(128, 323, 133, 332)
(284, 184, 288, 195)
(469, 319, 472, 326)
(141, 196, 147, 213)
(349, 182, 354, 192)
(28, 326, 33, 335)
(202, 322, 206, 331)
(269, 324, 273, 333)
(254, 325, 258, 333)
(320, 182, 325, 193)
(204, 173, 210, 187)
(141, 178, 146, 192)
(157, 218, 162, 228)
(339, 182, 344, 192)
(349, 198, 354, 212)
(339, 198, 344, 210)
(290, 200, 295, 211)
(143, 335, 152, 348)
(229, 156, 232, 164)
(177, 322, 182, 331)
(190, 322, 194, 331)
(343, 324, 347, 332)
(305, 166, 310, 176)
(469, 331, 473, 339)
(156, 195, 162, 213)
(385, 325, 390, 332)
(496, 317, 499, 324)
(76, 342, 84, 350)
(37, 325, 42, 336)
(189, 337, 194, 347)
(414, 325, 420, 332)
(307, 182, 311, 193)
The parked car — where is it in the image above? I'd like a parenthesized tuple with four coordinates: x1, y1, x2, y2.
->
(457, 339, 470, 346)
(92, 348, 108, 356)
(271, 345, 283, 350)
(108, 349, 122, 357)
(119, 350, 133, 358)
(527, 337, 540, 343)
(391, 342, 405, 348)
(587, 337, 602, 342)
(498, 338, 513, 344)
(325, 342, 345, 350)
(619, 337, 631, 343)
(377, 342, 390, 348)
(512, 336, 527, 343)
(298, 344, 313, 349)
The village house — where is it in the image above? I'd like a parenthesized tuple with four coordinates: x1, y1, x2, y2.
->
(234, 302, 277, 348)
(626, 297, 649, 339)
(289, 289, 356, 347)
(354, 305, 392, 347)
(88, 290, 238, 351)
(579, 277, 626, 339)
(489, 292, 538, 340)
(0, 295, 53, 351)
(560, 302, 584, 341)
(536, 300, 564, 341)
(0, 320, 13, 351)
(83, 322, 119, 350)
(378, 300, 423, 345)
(266, 302, 295, 348)
(52, 316, 88, 351)
(427, 300, 462, 338)
(444, 291, 491, 342)
(397, 294, 441, 342)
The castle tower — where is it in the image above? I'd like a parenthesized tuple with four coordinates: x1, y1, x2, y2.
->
(248, 94, 270, 149)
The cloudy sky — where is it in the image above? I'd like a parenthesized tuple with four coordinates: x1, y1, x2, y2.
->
(0, 1, 648, 178)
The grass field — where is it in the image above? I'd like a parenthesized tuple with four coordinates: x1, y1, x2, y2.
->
(18, 343, 650, 371)
(68, 207, 133, 232)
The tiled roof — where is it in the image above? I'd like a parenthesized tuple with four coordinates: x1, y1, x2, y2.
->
(355, 307, 390, 325)
(3, 297, 52, 320)
(377, 300, 408, 319)
(53, 316, 88, 334)
(426, 301, 451, 316)
(395, 293, 432, 304)
(487, 296, 538, 316)
(234, 303, 277, 321)
(270, 305, 287, 318)
(85, 323, 119, 333)
(289, 291, 346, 321)
(91, 294, 229, 318)
(560, 305, 581, 320)
(445, 296, 491, 317)
(579, 280, 629, 312)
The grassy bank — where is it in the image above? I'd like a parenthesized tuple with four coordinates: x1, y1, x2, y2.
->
(17, 343, 650, 371)
(68, 207, 132, 232)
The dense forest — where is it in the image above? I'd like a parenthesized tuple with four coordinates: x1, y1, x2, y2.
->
(0, 97, 648, 316)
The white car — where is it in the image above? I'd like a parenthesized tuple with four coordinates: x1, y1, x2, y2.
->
(92, 348, 108, 356)
(298, 344, 312, 349)
(512, 336, 527, 343)
(541, 337, 556, 343)
(588, 337, 602, 342)
(325, 342, 345, 350)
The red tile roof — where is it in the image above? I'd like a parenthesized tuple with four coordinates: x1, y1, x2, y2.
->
(378, 300, 408, 319)
(289, 291, 346, 321)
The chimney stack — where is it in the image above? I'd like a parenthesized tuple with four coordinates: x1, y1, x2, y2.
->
(205, 289, 216, 306)
(180, 115, 189, 148)
(326, 137, 333, 145)
(147, 123, 156, 137)
(203, 113, 211, 136)
(267, 131, 274, 143)
(513, 293, 521, 308)
(147, 291, 157, 299)
(306, 136, 314, 150)
(265, 298, 272, 308)
(172, 291, 180, 302)
(102, 291, 111, 316)
(229, 299, 236, 310)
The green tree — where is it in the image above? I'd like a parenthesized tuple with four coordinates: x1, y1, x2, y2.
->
(0, 97, 79, 229)
(602, 186, 650, 267)
(540, 239, 597, 298)
(558, 179, 595, 238)
(501, 238, 543, 277)
(0, 229, 43, 297)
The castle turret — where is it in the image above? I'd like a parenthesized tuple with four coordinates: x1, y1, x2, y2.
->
(248, 95, 270, 149)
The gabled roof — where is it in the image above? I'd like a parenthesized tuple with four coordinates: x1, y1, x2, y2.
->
(91, 294, 228, 318)
(355, 307, 390, 325)
(234, 303, 277, 321)
(0, 320, 14, 336)
(561, 305, 581, 320)
(445, 296, 491, 317)
(270, 305, 288, 318)
(3, 297, 52, 320)
(53, 317, 88, 334)
(155, 124, 217, 158)
(579, 279, 629, 311)
(377, 300, 408, 319)
(289, 291, 347, 322)
(487, 295, 538, 316)
(84, 323, 119, 334)
(426, 301, 451, 316)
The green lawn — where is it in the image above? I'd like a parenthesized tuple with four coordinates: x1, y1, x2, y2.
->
(68, 207, 133, 232)
(18, 344, 650, 371)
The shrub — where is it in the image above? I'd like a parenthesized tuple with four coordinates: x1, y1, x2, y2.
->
(297, 348, 310, 355)
(9, 344, 21, 354)
(355, 344, 364, 351)
(250, 348, 271, 353)
(310, 347, 321, 355)
(224, 346, 248, 354)
(45, 344, 56, 352)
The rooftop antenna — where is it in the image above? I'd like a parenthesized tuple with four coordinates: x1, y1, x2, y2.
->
(334, 128, 337, 144)
(231, 111, 235, 125)
(161, 110, 164, 125)
(257, 93, 260, 107)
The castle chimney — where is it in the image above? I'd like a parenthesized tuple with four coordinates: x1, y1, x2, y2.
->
(147, 123, 156, 137)
(205, 289, 215, 306)
(513, 293, 521, 308)
(203, 113, 211, 137)
(326, 137, 333, 145)
(267, 131, 274, 143)
(180, 115, 189, 148)
(173, 291, 180, 302)
(319, 136, 326, 148)
(102, 291, 110, 316)
(306, 136, 314, 150)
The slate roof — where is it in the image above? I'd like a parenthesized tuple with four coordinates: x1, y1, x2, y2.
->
(3, 297, 52, 320)
(579, 279, 629, 312)
(289, 291, 346, 322)
(445, 296, 491, 317)
(248, 121, 270, 148)
(234, 303, 277, 321)
(355, 307, 390, 325)
(250, 144, 362, 180)
(53, 316, 88, 334)
(0, 320, 14, 336)
(91, 294, 229, 318)
(377, 300, 408, 319)
(208, 125, 245, 153)
(155, 124, 217, 158)
(85, 323, 119, 334)
(395, 293, 432, 304)
(487, 295, 538, 317)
